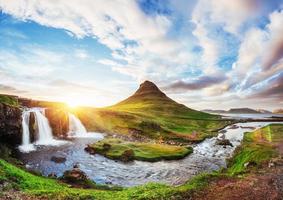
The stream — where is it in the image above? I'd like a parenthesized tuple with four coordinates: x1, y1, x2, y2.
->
(18, 121, 283, 187)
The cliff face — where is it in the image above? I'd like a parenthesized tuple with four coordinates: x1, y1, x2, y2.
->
(0, 103, 22, 145)
(45, 108, 69, 138)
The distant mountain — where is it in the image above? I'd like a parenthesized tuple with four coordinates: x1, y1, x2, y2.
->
(203, 108, 271, 114)
(78, 81, 229, 143)
(202, 109, 226, 114)
(227, 108, 260, 114)
(256, 109, 272, 114)
(273, 109, 283, 114)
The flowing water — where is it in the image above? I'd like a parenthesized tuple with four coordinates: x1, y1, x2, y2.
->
(19, 120, 283, 187)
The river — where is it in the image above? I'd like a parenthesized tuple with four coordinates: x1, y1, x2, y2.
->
(18, 119, 283, 187)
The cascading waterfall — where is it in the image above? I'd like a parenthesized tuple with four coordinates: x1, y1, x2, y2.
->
(19, 108, 66, 153)
(19, 110, 36, 152)
(33, 109, 54, 145)
(68, 113, 88, 137)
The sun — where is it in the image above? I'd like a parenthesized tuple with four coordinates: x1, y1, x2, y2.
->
(67, 100, 79, 108)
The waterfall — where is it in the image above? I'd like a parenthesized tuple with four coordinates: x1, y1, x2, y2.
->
(68, 113, 88, 137)
(19, 110, 35, 152)
(33, 109, 54, 145)
(19, 108, 66, 153)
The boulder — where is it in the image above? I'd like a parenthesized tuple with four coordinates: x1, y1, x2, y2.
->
(216, 139, 233, 147)
(121, 149, 135, 162)
(84, 145, 96, 154)
(62, 167, 90, 186)
(0, 103, 22, 145)
(51, 156, 66, 163)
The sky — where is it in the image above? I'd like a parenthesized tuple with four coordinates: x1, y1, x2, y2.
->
(0, 0, 283, 111)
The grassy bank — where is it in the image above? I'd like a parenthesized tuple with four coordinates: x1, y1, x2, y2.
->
(227, 124, 283, 175)
(0, 94, 19, 107)
(87, 138, 193, 162)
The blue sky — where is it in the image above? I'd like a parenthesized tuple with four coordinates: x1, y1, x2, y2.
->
(0, 0, 283, 110)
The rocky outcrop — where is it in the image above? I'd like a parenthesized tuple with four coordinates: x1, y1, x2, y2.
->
(45, 108, 69, 138)
(0, 103, 22, 145)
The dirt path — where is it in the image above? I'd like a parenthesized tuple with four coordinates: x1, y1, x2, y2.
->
(193, 150, 283, 199)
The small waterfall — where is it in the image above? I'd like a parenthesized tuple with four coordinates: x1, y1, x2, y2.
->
(33, 109, 54, 145)
(19, 110, 35, 152)
(68, 113, 88, 137)
(19, 108, 66, 153)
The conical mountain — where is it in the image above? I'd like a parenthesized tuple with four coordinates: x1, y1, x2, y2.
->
(90, 80, 226, 143)
(111, 80, 215, 119)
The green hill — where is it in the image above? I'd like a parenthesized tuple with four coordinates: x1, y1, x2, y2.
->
(77, 81, 230, 143)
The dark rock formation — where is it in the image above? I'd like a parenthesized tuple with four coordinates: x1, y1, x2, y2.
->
(121, 149, 135, 162)
(216, 139, 233, 147)
(51, 156, 66, 163)
(45, 108, 69, 138)
(84, 145, 96, 154)
(0, 103, 22, 145)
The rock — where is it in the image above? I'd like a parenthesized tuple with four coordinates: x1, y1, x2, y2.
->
(217, 133, 226, 140)
(48, 173, 57, 178)
(84, 145, 96, 154)
(0, 103, 22, 145)
(51, 156, 66, 163)
(62, 168, 88, 184)
(103, 143, 111, 151)
(229, 125, 239, 129)
(121, 149, 135, 162)
(73, 163, 80, 169)
(244, 161, 257, 168)
(216, 139, 233, 147)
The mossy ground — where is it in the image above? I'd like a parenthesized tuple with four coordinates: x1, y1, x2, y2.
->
(0, 94, 19, 106)
(88, 138, 193, 162)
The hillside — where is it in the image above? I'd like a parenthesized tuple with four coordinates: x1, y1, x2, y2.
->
(227, 108, 260, 114)
(273, 109, 283, 114)
(77, 81, 230, 143)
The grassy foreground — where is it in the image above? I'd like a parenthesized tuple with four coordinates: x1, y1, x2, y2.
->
(87, 138, 193, 162)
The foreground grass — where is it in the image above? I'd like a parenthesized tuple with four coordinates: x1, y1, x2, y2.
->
(88, 138, 193, 162)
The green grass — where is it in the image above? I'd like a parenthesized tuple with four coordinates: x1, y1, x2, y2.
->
(88, 138, 193, 162)
(0, 94, 19, 106)
(227, 124, 283, 175)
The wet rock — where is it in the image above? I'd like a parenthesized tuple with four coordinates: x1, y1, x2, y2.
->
(73, 163, 80, 169)
(216, 139, 233, 147)
(50, 156, 66, 163)
(48, 173, 57, 178)
(62, 167, 90, 185)
(84, 145, 96, 154)
(229, 125, 239, 129)
(121, 149, 135, 162)
(219, 129, 227, 134)
(0, 103, 22, 145)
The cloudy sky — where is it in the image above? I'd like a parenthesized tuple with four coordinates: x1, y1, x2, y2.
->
(0, 0, 283, 110)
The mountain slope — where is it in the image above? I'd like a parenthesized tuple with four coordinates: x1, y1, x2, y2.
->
(78, 81, 229, 143)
